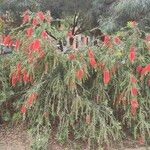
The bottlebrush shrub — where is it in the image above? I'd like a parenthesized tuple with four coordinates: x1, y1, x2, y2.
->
(0, 54, 13, 121)
(1, 12, 150, 149)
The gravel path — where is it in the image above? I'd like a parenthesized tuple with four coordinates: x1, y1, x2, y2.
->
(0, 124, 30, 150)
(0, 125, 149, 150)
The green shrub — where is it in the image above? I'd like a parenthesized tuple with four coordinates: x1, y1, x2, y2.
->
(0, 12, 150, 149)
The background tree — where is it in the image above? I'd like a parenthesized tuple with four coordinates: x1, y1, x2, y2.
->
(0, 0, 40, 26)
(93, 0, 150, 33)
(0, 0, 96, 33)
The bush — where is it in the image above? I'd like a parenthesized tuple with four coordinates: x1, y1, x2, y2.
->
(0, 12, 150, 149)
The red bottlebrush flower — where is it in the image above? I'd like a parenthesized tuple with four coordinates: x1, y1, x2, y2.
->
(16, 62, 21, 71)
(141, 64, 150, 75)
(11, 73, 17, 87)
(103, 69, 110, 85)
(136, 65, 142, 73)
(131, 87, 138, 96)
(41, 31, 48, 38)
(21, 105, 27, 114)
(130, 76, 136, 83)
(32, 18, 38, 26)
(131, 99, 139, 109)
(68, 53, 75, 60)
(146, 35, 150, 41)
(15, 40, 21, 50)
(88, 49, 94, 58)
(129, 46, 136, 63)
(76, 69, 84, 80)
(23, 68, 28, 83)
(32, 39, 41, 51)
(114, 36, 121, 45)
(103, 35, 110, 45)
(29, 42, 34, 51)
(36, 11, 45, 21)
(17, 71, 22, 82)
(9, 40, 14, 47)
(89, 57, 96, 67)
(27, 93, 38, 106)
(3, 35, 11, 46)
(23, 14, 29, 24)
(25, 27, 33, 37)
(67, 31, 73, 38)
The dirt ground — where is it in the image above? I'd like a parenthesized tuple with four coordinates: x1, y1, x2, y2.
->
(0, 124, 149, 150)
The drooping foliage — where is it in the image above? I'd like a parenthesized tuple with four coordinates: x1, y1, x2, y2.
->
(0, 12, 150, 149)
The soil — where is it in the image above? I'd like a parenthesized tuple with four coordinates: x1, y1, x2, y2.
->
(0, 124, 149, 150)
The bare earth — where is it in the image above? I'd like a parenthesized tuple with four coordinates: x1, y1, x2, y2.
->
(0, 124, 149, 150)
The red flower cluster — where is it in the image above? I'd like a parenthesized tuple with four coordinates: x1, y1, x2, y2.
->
(23, 11, 45, 26)
(136, 65, 142, 73)
(22, 68, 32, 83)
(3, 35, 11, 46)
(25, 27, 33, 37)
(67, 31, 73, 38)
(23, 14, 30, 24)
(32, 18, 38, 26)
(89, 58, 96, 67)
(103, 69, 110, 85)
(88, 49, 94, 58)
(68, 53, 76, 60)
(21, 93, 38, 114)
(27, 37, 46, 63)
(27, 93, 38, 107)
(130, 76, 136, 83)
(76, 68, 84, 80)
(15, 40, 21, 50)
(113, 36, 121, 45)
(131, 87, 138, 96)
(22, 10, 30, 24)
(103, 35, 110, 45)
(21, 105, 27, 114)
(11, 62, 33, 86)
(41, 31, 48, 39)
(130, 99, 139, 116)
(88, 49, 96, 67)
(30, 39, 41, 51)
(11, 62, 21, 86)
(141, 64, 150, 75)
(36, 12, 45, 21)
(129, 46, 136, 63)
(130, 75, 139, 116)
